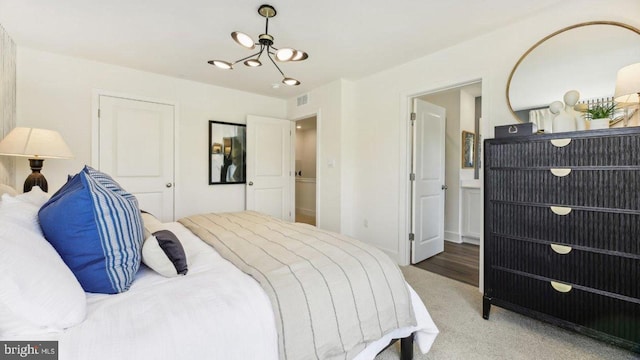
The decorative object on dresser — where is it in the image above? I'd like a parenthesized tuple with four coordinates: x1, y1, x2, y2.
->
(483, 127, 640, 352)
(585, 102, 617, 130)
(0, 127, 73, 192)
(494, 122, 537, 138)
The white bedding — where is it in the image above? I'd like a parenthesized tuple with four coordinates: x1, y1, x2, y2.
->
(5, 221, 438, 360)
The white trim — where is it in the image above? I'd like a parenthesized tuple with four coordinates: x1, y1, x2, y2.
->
(444, 231, 462, 243)
(91, 89, 179, 221)
(295, 207, 316, 217)
(462, 236, 480, 246)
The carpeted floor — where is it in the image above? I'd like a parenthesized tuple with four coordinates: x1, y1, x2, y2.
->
(377, 266, 638, 360)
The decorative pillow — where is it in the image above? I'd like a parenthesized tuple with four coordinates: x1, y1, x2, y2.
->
(0, 221, 86, 336)
(141, 210, 163, 239)
(0, 183, 18, 197)
(142, 230, 189, 277)
(38, 166, 144, 294)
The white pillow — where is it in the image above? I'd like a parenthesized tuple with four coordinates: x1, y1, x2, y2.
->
(0, 183, 18, 197)
(15, 186, 50, 207)
(0, 194, 44, 235)
(0, 221, 87, 336)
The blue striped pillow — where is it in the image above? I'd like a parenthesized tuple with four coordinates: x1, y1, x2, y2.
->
(39, 166, 144, 294)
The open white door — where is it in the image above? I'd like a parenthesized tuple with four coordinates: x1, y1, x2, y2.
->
(98, 95, 175, 221)
(411, 99, 446, 263)
(246, 115, 293, 221)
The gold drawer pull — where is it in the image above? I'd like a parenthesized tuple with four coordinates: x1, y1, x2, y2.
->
(550, 244, 572, 254)
(550, 281, 572, 293)
(550, 168, 571, 177)
(550, 206, 572, 215)
(550, 138, 571, 147)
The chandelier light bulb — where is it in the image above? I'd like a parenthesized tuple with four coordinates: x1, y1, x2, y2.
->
(275, 48, 295, 62)
(231, 32, 256, 49)
(208, 60, 233, 70)
(244, 59, 262, 67)
(291, 50, 308, 61)
(282, 77, 300, 86)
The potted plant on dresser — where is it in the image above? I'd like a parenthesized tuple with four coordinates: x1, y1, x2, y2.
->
(586, 103, 616, 129)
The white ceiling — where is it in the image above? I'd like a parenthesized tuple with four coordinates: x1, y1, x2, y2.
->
(0, 0, 564, 99)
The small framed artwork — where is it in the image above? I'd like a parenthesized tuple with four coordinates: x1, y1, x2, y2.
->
(461, 130, 475, 168)
(209, 120, 246, 185)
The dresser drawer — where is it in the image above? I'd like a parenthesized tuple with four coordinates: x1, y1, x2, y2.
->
(485, 134, 640, 168)
(488, 269, 640, 344)
(488, 236, 640, 298)
(486, 169, 640, 210)
(488, 202, 640, 256)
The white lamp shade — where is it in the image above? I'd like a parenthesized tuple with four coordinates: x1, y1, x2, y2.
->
(0, 127, 74, 159)
(614, 62, 640, 104)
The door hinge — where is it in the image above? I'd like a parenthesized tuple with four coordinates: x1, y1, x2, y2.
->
(98, 108, 101, 118)
(410, 112, 416, 122)
(409, 233, 415, 241)
(409, 173, 415, 181)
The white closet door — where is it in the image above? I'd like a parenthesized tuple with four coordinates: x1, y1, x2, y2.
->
(98, 95, 175, 221)
(246, 115, 293, 221)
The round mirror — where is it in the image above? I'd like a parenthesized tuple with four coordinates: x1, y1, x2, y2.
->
(506, 21, 640, 123)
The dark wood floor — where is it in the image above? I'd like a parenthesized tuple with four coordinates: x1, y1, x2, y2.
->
(413, 242, 479, 287)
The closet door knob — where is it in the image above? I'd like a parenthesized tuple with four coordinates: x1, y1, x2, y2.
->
(248, 181, 254, 186)
(166, 183, 173, 188)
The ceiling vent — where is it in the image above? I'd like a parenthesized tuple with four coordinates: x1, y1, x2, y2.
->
(297, 94, 309, 107)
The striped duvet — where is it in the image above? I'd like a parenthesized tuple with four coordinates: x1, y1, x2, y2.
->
(179, 211, 416, 360)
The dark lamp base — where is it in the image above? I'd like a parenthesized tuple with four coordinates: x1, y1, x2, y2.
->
(24, 158, 48, 193)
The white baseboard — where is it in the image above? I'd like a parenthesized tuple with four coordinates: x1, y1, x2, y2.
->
(444, 231, 461, 243)
(462, 236, 480, 246)
(296, 208, 315, 217)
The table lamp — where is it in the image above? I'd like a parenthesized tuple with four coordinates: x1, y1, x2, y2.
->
(615, 63, 640, 126)
(0, 127, 74, 192)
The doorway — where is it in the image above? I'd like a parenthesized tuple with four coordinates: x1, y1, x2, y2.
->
(410, 82, 482, 287)
(294, 116, 317, 226)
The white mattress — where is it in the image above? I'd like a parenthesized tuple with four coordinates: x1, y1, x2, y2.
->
(7, 222, 438, 360)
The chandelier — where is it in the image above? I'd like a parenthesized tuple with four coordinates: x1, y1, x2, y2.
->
(208, 4, 308, 86)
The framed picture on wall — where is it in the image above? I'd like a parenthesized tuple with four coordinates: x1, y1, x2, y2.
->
(461, 130, 475, 168)
(209, 120, 246, 185)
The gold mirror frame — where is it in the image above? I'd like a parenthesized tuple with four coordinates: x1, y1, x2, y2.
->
(505, 21, 640, 122)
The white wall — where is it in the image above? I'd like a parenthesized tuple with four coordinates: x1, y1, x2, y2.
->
(287, 79, 352, 233)
(343, 0, 640, 267)
(0, 24, 16, 186)
(16, 48, 286, 219)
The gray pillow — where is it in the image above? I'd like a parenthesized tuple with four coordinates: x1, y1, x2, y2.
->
(142, 230, 188, 277)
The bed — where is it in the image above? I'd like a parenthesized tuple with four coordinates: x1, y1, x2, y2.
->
(0, 169, 439, 360)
